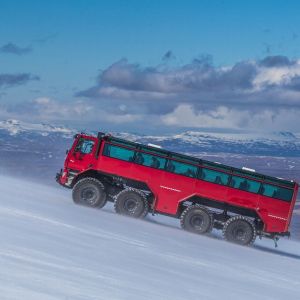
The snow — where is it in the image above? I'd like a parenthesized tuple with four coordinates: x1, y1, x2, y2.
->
(1, 175, 300, 300)
(1, 118, 299, 144)
(125, 130, 300, 143)
(0, 119, 74, 136)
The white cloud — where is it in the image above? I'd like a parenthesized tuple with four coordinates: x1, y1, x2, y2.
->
(98, 86, 175, 100)
(34, 97, 51, 105)
(3, 55, 300, 132)
(27, 97, 142, 124)
(253, 60, 300, 90)
(161, 104, 300, 131)
(32, 97, 93, 119)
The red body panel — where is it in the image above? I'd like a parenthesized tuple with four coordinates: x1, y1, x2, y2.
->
(59, 135, 98, 185)
(60, 136, 298, 234)
(66, 135, 98, 171)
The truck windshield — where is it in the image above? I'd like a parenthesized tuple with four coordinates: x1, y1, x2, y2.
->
(75, 138, 95, 154)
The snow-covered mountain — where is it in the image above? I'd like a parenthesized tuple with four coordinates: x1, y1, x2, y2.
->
(0, 119, 299, 183)
(1, 119, 299, 156)
(118, 130, 300, 157)
(0, 175, 300, 299)
(0, 119, 75, 137)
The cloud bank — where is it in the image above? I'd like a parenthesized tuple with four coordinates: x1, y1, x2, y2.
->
(2, 54, 300, 132)
(0, 43, 32, 55)
(0, 73, 39, 88)
(73, 55, 300, 131)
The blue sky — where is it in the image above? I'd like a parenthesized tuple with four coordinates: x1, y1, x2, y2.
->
(0, 0, 300, 133)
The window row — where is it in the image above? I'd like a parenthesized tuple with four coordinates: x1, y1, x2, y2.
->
(108, 138, 295, 187)
(103, 144, 293, 202)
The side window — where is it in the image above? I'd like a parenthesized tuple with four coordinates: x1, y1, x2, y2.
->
(140, 147, 168, 158)
(202, 162, 231, 173)
(75, 139, 95, 154)
(264, 177, 294, 188)
(233, 170, 262, 180)
(171, 154, 199, 164)
(229, 176, 260, 193)
(166, 160, 198, 177)
(103, 144, 135, 162)
(135, 152, 166, 170)
(109, 138, 137, 149)
(262, 184, 293, 202)
(199, 168, 229, 185)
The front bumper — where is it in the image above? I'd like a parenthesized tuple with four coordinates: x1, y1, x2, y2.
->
(55, 169, 69, 187)
(56, 168, 79, 188)
(56, 169, 62, 183)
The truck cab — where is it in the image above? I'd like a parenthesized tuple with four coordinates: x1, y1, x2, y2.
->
(56, 133, 99, 187)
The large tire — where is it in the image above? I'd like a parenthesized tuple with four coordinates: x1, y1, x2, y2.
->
(72, 178, 107, 208)
(180, 205, 213, 234)
(114, 188, 148, 218)
(223, 216, 256, 246)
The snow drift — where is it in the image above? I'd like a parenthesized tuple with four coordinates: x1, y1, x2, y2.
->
(0, 175, 300, 300)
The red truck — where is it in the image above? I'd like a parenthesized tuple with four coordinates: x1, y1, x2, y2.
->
(56, 132, 299, 246)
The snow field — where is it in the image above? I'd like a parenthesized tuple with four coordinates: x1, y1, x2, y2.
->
(0, 175, 300, 300)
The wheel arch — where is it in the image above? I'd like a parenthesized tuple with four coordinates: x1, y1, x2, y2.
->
(71, 169, 105, 188)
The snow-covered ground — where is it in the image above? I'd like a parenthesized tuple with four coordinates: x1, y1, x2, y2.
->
(1, 175, 300, 300)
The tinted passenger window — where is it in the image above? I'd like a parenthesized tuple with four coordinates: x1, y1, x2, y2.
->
(110, 138, 137, 149)
(171, 154, 199, 164)
(166, 160, 197, 178)
(264, 177, 294, 188)
(261, 184, 293, 202)
(202, 162, 231, 172)
(75, 139, 95, 154)
(135, 152, 166, 170)
(103, 144, 135, 162)
(229, 176, 260, 193)
(140, 147, 168, 157)
(199, 168, 229, 185)
(233, 170, 262, 180)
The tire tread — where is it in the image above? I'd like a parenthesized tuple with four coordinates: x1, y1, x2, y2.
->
(114, 187, 149, 218)
(180, 205, 213, 233)
(72, 177, 107, 208)
(222, 215, 256, 246)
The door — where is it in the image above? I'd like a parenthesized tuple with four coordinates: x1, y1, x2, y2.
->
(67, 136, 98, 172)
(155, 160, 198, 215)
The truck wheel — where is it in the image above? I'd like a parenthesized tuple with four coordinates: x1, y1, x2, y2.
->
(223, 216, 256, 246)
(114, 188, 148, 218)
(72, 178, 107, 208)
(180, 205, 213, 234)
